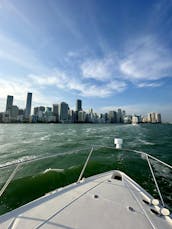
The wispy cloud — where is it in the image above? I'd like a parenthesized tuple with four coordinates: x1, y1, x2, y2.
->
(0, 78, 30, 100)
(81, 55, 115, 81)
(1, 0, 36, 30)
(48, 1, 83, 40)
(137, 82, 163, 88)
(80, 34, 172, 88)
(0, 77, 59, 111)
(29, 69, 126, 98)
(120, 35, 172, 80)
(0, 34, 46, 73)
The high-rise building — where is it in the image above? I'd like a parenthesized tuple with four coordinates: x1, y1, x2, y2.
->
(78, 111, 86, 123)
(25, 92, 32, 118)
(75, 99, 82, 122)
(18, 109, 24, 115)
(59, 102, 69, 122)
(123, 115, 132, 124)
(6, 95, 13, 112)
(117, 109, 122, 123)
(0, 112, 3, 123)
(151, 112, 156, 123)
(53, 104, 59, 122)
(76, 99, 82, 112)
(68, 110, 75, 123)
(53, 104, 58, 115)
(34, 107, 39, 115)
(45, 107, 52, 113)
(147, 113, 152, 123)
(11, 105, 19, 122)
(156, 113, 161, 123)
(108, 111, 117, 123)
(132, 115, 139, 125)
(39, 106, 45, 112)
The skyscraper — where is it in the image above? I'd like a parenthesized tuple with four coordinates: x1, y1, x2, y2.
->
(151, 112, 156, 123)
(76, 99, 82, 112)
(147, 113, 152, 123)
(75, 99, 82, 123)
(117, 108, 122, 123)
(59, 102, 69, 122)
(108, 111, 117, 123)
(11, 105, 19, 122)
(6, 95, 13, 112)
(25, 92, 32, 119)
(53, 104, 59, 122)
(156, 113, 161, 123)
(78, 110, 86, 123)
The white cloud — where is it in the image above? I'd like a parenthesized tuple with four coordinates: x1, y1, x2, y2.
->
(79, 80, 126, 97)
(120, 36, 172, 80)
(80, 35, 172, 88)
(29, 69, 126, 98)
(81, 55, 116, 81)
(0, 77, 59, 112)
(137, 82, 162, 88)
(0, 78, 30, 100)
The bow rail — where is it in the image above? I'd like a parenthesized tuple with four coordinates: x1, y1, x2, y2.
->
(0, 143, 171, 209)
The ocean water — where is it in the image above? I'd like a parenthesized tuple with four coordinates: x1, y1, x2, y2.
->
(0, 123, 171, 215)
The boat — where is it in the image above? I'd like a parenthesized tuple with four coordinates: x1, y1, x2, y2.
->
(0, 138, 171, 228)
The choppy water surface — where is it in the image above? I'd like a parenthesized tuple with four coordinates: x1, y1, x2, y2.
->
(0, 123, 171, 214)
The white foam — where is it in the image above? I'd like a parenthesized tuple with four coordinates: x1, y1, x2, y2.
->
(43, 168, 64, 174)
(0, 155, 37, 168)
(22, 140, 35, 144)
(138, 139, 155, 145)
(68, 165, 79, 169)
(40, 135, 50, 141)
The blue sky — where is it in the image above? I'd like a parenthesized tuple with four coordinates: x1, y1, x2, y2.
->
(0, 0, 172, 121)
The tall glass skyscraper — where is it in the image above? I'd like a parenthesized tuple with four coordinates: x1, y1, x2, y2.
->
(76, 99, 82, 112)
(6, 95, 13, 112)
(59, 102, 69, 122)
(25, 92, 32, 118)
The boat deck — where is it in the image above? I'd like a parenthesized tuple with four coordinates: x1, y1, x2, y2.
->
(0, 170, 171, 229)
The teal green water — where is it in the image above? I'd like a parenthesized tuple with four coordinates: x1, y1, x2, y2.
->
(0, 123, 172, 214)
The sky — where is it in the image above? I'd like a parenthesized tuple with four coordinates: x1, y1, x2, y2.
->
(0, 0, 172, 121)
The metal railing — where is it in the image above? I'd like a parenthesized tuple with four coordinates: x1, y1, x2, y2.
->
(77, 145, 172, 208)
(0, 144, 171, 208)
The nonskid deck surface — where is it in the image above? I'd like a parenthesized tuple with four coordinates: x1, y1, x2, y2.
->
(0, 171, 171, 229)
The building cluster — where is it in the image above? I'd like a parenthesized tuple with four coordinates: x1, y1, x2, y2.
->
(0, 92, 161, 124)
(0, 93, 32, 123)
(32, 102, 126, 124)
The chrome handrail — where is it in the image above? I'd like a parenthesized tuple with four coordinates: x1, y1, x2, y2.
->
(146, 154, 165, 206)
(77, 144, 172, 207)
(77, 147, 94, 183)
(0, 164, 20, 198)
(0, 147, 91, 169)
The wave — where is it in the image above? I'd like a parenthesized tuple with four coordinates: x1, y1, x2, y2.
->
(138, 139, 155, 145)
(151, 161, 171, 179)
(22, 140, 35, 144)
(0, 155, 37, 168)
(68, 165, 80, 169)
(40, 135, 50, 141)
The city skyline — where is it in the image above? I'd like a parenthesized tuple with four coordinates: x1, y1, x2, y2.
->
(0, 92, 162, 124)
(0, 92, 163, 117)
(0, 0, 172, 121)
